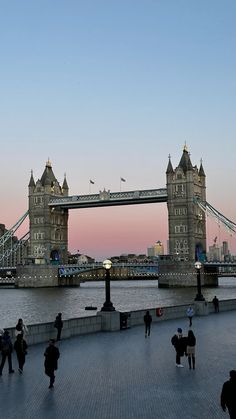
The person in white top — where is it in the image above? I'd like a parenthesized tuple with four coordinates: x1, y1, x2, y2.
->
(186, 306, 194, 327)
(15, 318, 28, 337)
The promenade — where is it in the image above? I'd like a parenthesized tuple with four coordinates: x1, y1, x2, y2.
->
(1, 310, 235, 419)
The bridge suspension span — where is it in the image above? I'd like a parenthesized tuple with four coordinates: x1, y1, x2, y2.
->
(0, 211, 29, 248)
(0, 211, 29, 267)
(195, 198, 236, 236)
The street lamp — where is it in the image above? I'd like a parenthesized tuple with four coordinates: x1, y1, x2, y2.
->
(194, 261, 205, 301)
(101, 259, 116, 312)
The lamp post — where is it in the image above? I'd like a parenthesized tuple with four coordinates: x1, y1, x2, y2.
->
(101, 259, 115, 312)
(194, 261, 205, 301)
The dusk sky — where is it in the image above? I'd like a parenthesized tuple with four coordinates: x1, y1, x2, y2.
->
(1, 1, 236, 260)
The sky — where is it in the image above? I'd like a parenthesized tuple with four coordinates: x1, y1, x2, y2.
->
(1, 0, 236, 260)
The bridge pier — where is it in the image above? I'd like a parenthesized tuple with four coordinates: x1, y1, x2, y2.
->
(158, 256, 218, 287)
(203, 265, 219, 287)
(15, 265, 59, 287)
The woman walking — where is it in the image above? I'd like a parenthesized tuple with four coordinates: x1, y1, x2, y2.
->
(186, 329, 196, 370)
(15, 318, 28, 337)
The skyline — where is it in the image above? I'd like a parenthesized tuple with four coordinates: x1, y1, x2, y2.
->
(1, 1, 236, 260)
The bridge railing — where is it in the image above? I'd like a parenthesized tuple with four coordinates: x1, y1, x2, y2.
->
(58, 262, 159, 277)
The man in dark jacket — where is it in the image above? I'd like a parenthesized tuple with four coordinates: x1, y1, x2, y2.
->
(14, 333, 28, 373)
(212, 296, 219, 313)
(144, 310, 152, 337)
(171, 328, 187, 368)
(221, 370, 236, 418)
(0, 330, 14, 375)
(54, 313, 63, 341)
(44, 339, 60, 388)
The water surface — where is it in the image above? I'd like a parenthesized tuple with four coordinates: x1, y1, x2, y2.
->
(0, 277, 235, 328)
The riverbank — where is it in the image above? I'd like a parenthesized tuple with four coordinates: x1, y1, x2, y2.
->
(3, 298, 236, 346)
(1, 278, 236, 328)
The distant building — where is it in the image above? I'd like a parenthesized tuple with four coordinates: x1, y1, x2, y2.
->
(147, 241, 164, 257)
(222, 241, 229, 260)
(68, 252, 95, 264)
(207, 245, 221, 262)
(207, 240, 232, 262)
(110, 254, 152, 263)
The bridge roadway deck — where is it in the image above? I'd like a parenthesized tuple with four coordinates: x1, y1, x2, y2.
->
(1, 310, 235, 419)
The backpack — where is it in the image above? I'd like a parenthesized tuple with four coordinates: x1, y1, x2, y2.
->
(171, 335, 178, 347)
(1, 337, 11, 353)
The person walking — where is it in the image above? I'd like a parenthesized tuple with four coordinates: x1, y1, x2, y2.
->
(15, 318, 28, 337)
(54, 313, 63, 341)
(186, 329, 196, 370)
(144, 310, 152, 337)
(212, 296, 219, 313)
(0, 330, 14, 375)
(171, 328, 187, 368)
(221, 370, 236, 418)
(186, 306, 194, 327)
(14, 333, 28, 374)
(44, 339, 60, 388)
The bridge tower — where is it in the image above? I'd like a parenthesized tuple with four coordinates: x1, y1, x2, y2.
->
(167, 145, 206, 262)
(28, 160, 69, 265)
(159, 146, 209, 287)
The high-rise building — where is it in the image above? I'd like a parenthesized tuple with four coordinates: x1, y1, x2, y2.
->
(207, 245, 221, 262)
(222, 241, 229, 259)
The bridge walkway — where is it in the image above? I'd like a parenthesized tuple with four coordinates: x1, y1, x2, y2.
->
(1, 310, 235, 418)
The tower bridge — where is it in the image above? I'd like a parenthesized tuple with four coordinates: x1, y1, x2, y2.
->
(1, 147, 236, 288)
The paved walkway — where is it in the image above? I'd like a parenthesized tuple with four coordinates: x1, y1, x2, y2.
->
(1, 310, 236, 419)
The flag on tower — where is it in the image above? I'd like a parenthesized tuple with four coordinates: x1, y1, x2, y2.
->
(120, 177, 126, 182)
(90, 180, 95, 184)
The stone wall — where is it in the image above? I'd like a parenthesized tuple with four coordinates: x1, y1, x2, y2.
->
(4, 299, 236, 345)
(6, 315, 102, 345)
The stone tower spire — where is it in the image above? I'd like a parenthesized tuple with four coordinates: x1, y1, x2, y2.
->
(62, 173, 69, 195)
(199, 159, 206, 178)
(28, 170, 35, 188)
(166, 154, 174, 174)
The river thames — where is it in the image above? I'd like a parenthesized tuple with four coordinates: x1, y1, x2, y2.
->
(1, 277, 236, 329)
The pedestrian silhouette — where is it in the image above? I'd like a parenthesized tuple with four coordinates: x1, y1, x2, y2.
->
(54, 313, 63, 341)
(171, 328, 187, 368)
(212, 296, 219, 313)
(186, 330, 196, 370)
(15, 318, 28, 337)
(44, 339, 60, 388)
(0, 330, 14, 375)
(186, 306, 194, 327)
(221, 370, 236, 418)
(14, 333, 28, 374)
(144, 310, 152, 337)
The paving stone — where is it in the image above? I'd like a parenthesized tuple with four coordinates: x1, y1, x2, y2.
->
(0, 311, 235, 418)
